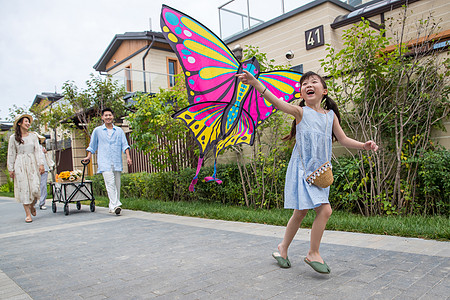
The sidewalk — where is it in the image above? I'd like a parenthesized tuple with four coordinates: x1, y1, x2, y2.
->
(0, 196, 448, 300)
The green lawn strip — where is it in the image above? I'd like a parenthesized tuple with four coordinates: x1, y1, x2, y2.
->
(0, 192, 14, 198)
(87, 196, 449, 241)
(1, 191, 447, 240)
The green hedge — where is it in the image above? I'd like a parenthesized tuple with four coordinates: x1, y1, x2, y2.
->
(88, 163, 248, 205)
(87, 149, 450, 216)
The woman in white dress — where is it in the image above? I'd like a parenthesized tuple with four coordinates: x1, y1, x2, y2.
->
(7, 114, 45, 223)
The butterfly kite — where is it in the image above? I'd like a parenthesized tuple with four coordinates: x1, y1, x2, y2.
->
(160, 5, 302, 191)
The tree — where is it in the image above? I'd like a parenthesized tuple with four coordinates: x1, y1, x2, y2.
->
(321, 9, 450, 215)
(126, 74, 195, 172)
(62, 73, 127, 138)
(31, 74, 127, 178)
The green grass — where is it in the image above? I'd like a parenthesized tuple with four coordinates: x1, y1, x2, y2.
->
(2, 192, 447, 240)
(89, 196, 449, 241)
(0, 191, 14, 198)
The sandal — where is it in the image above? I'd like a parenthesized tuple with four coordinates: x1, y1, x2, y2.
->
(25, 217, 33, 223)
(30, 206, 36, 216)
(272, 252, 291, 268)
(304, 257, 330, 274)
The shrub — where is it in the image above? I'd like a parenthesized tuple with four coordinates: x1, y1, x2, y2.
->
(88, 149, 449, 217)
(329, 156, 365, 214)
(417, 149, 450, 215)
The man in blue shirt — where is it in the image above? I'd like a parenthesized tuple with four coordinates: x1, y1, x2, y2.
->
(83, 108, 132, 215)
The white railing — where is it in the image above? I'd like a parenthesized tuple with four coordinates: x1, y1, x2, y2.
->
(218, 0, 359, 40)
(111, 68, 176, 94)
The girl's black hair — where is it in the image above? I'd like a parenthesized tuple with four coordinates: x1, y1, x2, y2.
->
(282, 71, 341, 142)
(14, 117, 30, 144)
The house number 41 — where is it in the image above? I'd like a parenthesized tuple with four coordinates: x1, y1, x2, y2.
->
(305, 25, 324, 50)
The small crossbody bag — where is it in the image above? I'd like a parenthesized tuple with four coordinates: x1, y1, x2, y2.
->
(298, 110, 334, 188)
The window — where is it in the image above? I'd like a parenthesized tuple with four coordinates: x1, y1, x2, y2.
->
(125, 64, 132, 92)
(167, 58, 178, 88)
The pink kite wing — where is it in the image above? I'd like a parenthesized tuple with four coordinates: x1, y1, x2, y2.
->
(244, 70, 302, 126)
(160, 5, 240, 105)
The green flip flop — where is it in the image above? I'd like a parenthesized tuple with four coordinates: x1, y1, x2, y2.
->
(272, 252, 291, 268)
(304, 258, 331, 274)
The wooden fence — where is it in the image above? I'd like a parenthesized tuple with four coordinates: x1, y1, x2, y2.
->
(126, 132, 196, 174)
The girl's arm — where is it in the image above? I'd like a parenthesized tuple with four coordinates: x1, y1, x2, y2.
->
(332, 115, 378, 151)
(236, 70, 302, 121)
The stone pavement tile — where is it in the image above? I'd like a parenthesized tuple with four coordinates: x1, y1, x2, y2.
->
(82, 295, 108, 300)
(335, 279, 375, 298)
(267, 288, 319, 300)
(425, 280, 450, 299)
(1, 197, 449, 299)
(2, 296, 34, 300)
(0, 286, 25, 298)
(367, 287, 404, 300)
(426, 260, 450, 277)
(177, 289, 212, 300)
(393, 280, 442, 299)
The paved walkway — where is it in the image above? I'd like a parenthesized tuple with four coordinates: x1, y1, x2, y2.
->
(0, 196, 448, 300)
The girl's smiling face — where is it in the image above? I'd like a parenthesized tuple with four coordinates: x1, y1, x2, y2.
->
(300, 75, 328, 104)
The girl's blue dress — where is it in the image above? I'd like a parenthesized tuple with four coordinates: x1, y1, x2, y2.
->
(284, 106, 334, 210)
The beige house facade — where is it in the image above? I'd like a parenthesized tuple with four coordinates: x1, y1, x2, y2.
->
(223, 0, 450, 151)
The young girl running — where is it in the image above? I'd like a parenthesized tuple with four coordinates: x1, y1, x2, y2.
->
(236, 70, 378, 274)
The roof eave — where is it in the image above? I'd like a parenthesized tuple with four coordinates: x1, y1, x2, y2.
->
(93, 31, 167, 72)
(331, 0, 422, 29)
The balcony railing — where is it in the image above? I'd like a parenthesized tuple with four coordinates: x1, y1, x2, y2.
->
(218, 0, 359, 40)
(111, 68, 176, 94)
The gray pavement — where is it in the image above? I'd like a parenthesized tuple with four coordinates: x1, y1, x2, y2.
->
(0, 196, 449, 300)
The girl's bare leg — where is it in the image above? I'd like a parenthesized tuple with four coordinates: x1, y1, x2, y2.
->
(277, 209, 308, 259)
(307, 204, 332, 263)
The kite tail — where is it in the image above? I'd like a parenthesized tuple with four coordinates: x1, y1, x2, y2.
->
(189, 157, 204, 192)
(204, 160, 222, 185)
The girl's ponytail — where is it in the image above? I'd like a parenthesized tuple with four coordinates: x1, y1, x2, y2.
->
(322, 95, 340, 142)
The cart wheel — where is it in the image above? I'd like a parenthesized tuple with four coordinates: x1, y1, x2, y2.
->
(52, 202, 57, 213)
(76, 201, 81, 210)
(64, 203, 69, 215)
(90, 201, 95, 212)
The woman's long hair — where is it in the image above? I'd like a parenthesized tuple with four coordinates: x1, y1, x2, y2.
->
(14, 117, 30, 144)
(282, 71, 341, 142)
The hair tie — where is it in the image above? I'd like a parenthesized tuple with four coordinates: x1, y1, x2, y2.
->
(261, 87, 267, 96)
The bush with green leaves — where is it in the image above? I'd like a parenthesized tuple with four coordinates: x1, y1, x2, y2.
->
(416, 148, 450, 215)
(0, 135, 8, 164)
(87, 147, 449, 216)
(0, 170, 14, 193)
(321, 12, 450, 215)
(89, 162, 287, 208)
